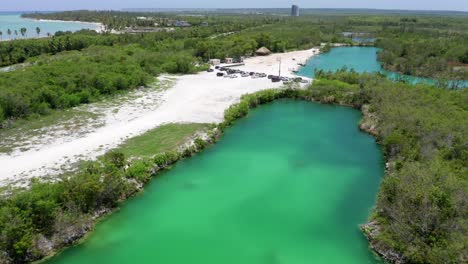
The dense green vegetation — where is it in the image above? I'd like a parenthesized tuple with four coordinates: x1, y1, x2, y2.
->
(311, 71, 467, 263)
(0, 43, 204, 123)
(377, 34, 468, 81)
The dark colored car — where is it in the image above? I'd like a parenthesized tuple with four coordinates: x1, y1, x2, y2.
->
(217, 72, 225, 77)
(215, 66, 220, 69)
(249, 72, 255, 76)
(207, 69, 214, 72)
(294, 77, 302, 82)
(271, 77, 281, 82)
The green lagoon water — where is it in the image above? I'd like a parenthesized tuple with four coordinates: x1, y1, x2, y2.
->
(297, 47, 383, 78)
(297, 46, 467, 87)
(47, 100, 383, 264)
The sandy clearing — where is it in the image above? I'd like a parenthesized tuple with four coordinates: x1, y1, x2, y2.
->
(0, 48, 319, 186)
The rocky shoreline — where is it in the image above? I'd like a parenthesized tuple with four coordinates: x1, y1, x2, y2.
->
(361, 221, 406, 264)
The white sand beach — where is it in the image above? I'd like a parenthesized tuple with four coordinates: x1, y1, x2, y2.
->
(0, 48, 319, 186)
(34, 18, 105, 33)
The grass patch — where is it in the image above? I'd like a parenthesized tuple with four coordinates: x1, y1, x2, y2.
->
(115, 123, 211, 157)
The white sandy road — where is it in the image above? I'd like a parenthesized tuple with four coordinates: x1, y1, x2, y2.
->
(0, 48, 319, 186)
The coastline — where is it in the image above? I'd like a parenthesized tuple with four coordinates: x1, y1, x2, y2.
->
(0, 17, 105, 42)
(32, 18, 105, 33)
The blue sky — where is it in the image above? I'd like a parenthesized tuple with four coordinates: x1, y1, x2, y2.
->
(2, 0, 467, 12)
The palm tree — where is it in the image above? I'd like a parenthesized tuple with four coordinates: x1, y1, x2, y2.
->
(20, 27, 27, 38)
(36, 27, 41, 37)
(7, 29, 11, 38)
(14, 30, 18, 39)
(0, 31, 2, 41)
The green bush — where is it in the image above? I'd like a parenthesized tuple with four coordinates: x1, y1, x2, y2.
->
(126, 160, 151, 183)
(104, 151, 126, 169)
(0, 105, 4, 122)
(194, 138, 207, 150)
(154, 151, 180, 168)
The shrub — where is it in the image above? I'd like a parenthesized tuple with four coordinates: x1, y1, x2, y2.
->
(104, 151, 126, 169)
(194, 138, 207, 151)
(154, 151, 180, 168)
(126, 160, 151, 183)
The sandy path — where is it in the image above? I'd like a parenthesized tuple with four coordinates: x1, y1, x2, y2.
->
(0, 48, 318, 186)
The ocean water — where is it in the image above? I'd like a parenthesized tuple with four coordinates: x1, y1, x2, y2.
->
(47, 100, 383, 264)
(0, 12, 99, 41)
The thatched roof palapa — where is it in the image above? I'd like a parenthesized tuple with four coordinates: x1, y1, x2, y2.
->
(256, 47, 271, 56)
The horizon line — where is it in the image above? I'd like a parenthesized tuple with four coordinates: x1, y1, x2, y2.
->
(1, 7, 467, 13)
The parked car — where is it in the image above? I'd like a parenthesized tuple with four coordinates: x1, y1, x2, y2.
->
(207, 68, 214, 72)
(229, 74, 238, 78)
(241, 73, 249, 77)
(217, 72, 225, 77)
(271, 77, 281, 82)
(249, 72, 255, 76)
(294, 77, 302, 82)
(215, 66, 220, 69)
(258, 73, 267, 78)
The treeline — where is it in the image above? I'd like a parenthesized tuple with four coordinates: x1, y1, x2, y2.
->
(0, 21, 262, 67)
(376, 34, 468, 80)
(0, 44, 203, 123)
(22, 11, 281, 32)
(311, 70, 467, 263)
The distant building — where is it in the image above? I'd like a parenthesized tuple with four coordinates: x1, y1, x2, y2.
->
(174, 20, 191, 27)
(209, 59, 221, 65)
(291, 5, 299, 17)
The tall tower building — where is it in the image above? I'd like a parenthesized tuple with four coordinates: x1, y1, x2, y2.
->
(291, 4, 299, 17)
